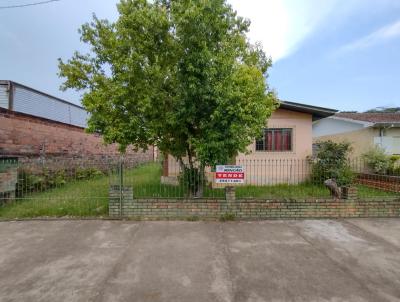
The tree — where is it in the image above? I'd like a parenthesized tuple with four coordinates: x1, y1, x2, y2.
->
(311, 141, 354, 186)
(59, 0, 277, 193)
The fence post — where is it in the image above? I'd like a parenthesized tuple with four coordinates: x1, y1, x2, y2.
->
(225, 186, 236, 214)
(225, 186, 236, 202)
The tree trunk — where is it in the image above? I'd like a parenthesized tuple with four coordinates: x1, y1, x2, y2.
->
(196, 165, 205, 198)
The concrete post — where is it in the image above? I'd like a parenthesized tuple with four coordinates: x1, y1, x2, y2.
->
(225, 186, 236, 202)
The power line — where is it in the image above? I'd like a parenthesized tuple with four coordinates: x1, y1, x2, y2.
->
(0, 0, 60, 9)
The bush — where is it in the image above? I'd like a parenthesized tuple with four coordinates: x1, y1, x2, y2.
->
(220, 212, 236, 221)
(362, 147, 391, 175)
(16, 166, 104, 197)
(311, 141, 355, 186)
(76, 167, 104, 179)
(186, 216, 200, 221)
(389, 155, 400, 175)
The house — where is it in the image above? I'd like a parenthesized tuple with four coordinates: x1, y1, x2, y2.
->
(0, 80, 88, 128)
(0, 80, 155, 161)
(313, 112, 400, 157)
(163, 101, 337, 185)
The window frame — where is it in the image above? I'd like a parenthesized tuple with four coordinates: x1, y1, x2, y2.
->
(255, 128, 293, 152)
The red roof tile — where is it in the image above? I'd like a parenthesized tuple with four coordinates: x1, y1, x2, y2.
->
(335, 112, 400, 123)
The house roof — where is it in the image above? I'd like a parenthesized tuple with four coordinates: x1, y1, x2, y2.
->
(279, 101, 338, 121)
(1, 80, 338, 122)
(335, 112, 400, 127)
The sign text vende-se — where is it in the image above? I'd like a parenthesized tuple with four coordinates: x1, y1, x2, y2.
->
(215, 165, 245, 184)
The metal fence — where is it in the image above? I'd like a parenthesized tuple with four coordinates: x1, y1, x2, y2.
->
(162, 157, 400, 198)
(0, 156, 399, 219)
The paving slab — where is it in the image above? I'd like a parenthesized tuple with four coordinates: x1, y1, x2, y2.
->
(346, 218, 400, 249)
(291, 219, 400, 302)
(0, 219, 399, 302)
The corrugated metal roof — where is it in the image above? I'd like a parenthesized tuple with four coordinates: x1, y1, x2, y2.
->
(0, 80, 88, 128)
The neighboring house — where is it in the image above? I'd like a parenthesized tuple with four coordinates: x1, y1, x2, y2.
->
(0, 80, 155, 160)
(163, 101, 337, 185)
(313, 112, 400, 157)
(0, 80, 88, 128)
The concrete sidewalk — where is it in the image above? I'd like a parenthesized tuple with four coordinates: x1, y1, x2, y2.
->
(0, 219, 399, 302)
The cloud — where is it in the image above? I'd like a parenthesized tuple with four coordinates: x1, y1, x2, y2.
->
(228, 0, 400, 62)
(339, 19, 400, 53)
(228, 0, 341, 62)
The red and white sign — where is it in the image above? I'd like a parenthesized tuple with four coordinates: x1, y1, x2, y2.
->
(215, 165, 245, 184)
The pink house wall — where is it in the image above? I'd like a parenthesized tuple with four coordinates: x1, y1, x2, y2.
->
(236, 108, 313, 184)
(237, 108, 313, 160)
(165, 108, 314, 185)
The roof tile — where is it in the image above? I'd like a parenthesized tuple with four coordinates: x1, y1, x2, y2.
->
(335, 112, 400, 123)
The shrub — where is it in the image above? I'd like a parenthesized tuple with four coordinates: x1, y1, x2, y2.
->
(16, 166, 104, 197)
(186, 216, 200, 221)
(16, 170, 46, 195)
(362, 147, 391, 175)
(220, 212, 236, 221)
(311, 141, 355, 186)
(76, 167, 104, 179)
(389, 155, 400, 175)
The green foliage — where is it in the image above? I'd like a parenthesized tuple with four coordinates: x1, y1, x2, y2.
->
(220, 212, 236, 221)
(389, 155, 400, 175)
(362, 147, 391, 175)
(186, 216, 200, 221)
(58, 0, 277, 170)
(17, 167, 104, 196)
(76, 167, 104, 179)
(362, 148, 400, 175)
(1, 163, 396, 219)
(311, 141, 355, 186)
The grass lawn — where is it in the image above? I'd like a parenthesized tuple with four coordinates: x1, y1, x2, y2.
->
(0, 162, 398, 219)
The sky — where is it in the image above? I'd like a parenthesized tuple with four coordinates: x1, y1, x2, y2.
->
(0, 0, 400, 112)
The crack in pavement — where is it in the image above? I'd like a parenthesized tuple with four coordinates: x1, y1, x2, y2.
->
(287, 221, 394, 302)
(87, 222, 142, 302)
(209, 223, 236, 302)
(341, 219, 400, 252)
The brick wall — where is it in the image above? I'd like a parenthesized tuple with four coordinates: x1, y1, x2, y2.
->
(109, 192, 400, 220)
(0, 108, 153, 160)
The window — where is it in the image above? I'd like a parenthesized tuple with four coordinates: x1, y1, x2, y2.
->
(256, 128, 293, 152)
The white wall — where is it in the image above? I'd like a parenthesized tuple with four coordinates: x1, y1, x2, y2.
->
(313, 117, 366, 137)
(374, 136, 400, 155)
(0, 84, 8, 109)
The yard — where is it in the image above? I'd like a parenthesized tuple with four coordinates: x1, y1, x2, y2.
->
(0, 162, 397, 219)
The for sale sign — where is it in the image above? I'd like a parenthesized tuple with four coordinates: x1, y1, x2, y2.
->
(215, 165, 245, 184)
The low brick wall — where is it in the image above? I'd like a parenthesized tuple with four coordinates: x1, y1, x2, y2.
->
(109, 189, 400, 220)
